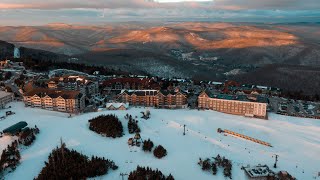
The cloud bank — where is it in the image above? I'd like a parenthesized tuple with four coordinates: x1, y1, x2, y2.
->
(1, 0, 319, 10)
(0, 0, 319, 25)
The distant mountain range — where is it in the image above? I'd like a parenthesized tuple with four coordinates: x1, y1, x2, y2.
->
(0, 22, 319, 94)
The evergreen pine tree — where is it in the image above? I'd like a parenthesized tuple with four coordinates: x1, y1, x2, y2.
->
(212, 162, 217, 175)
(142, 139, 154, 152)
(153, 145, 167, 159)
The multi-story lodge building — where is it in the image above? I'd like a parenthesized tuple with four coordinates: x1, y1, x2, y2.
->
(103, 78, 153, 91)
(23, 88, 85, 113)
(0, 91, 14, 109)
(102, 78, 162, 96)
(118, 89, 187, 109)
(198, 91, 268, 119)
(47, 76, 99, 97)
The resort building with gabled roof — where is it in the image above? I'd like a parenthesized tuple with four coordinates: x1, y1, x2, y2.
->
(23, 88, 85, 113)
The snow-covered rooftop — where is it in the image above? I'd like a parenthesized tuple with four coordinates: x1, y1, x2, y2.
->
(106, 103, 129, 109)
(243, 165, 275, 178)
(0, 91, 12, 98)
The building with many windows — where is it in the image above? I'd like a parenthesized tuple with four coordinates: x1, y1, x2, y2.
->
(23, 88, 85, 113)
(118, 88, 187, 109)
(198, 91, 268, 119)
(0, 91, 14, 109)
(103, 78, 154, 91)
(47, 76, 99, 97)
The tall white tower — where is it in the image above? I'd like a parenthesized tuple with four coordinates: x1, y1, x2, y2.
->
(14, 46, 20, 59)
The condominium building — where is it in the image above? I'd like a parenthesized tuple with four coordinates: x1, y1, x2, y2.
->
(0, 91, 14, 109)
(47, 76, 99, 96)
(118, 89, 187, 109)
(198, 91, 268, 119)
(23, 88, 85, 113)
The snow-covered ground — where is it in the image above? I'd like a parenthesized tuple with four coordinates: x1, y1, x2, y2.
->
(1, 102, 320, 180)
(0, 135, 18, 156)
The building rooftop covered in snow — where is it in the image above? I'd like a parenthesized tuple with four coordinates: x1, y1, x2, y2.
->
(3, 121, 28, 135)
(202, 91, 268, 104)
(0, 91, 14, 109)
(198, 91, 268, 119)
(106, 102, 129, 110)
(47, 75, 99, 96)
(243, 165, 275, 179)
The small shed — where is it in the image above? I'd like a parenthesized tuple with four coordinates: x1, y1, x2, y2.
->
(243, 165, 275, 180)
(3, 121, 28, 135)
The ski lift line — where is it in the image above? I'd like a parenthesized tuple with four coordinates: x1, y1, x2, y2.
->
(182, 125, 265, 158)
(175, 122, 313, 177)
(139, 116, 306, 170)
(179, 122, 277, 160)
(166, 120, 230, 149)
(145, 118, 312, 176)
(244, 150, 306, 171)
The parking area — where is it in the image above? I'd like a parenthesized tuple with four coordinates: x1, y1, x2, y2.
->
(269, 97, 320, 119)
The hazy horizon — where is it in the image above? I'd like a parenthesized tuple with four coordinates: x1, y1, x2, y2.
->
(0, 0, 319, 26)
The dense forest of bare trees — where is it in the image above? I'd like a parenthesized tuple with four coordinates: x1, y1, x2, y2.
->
(12, 57, 128, 76)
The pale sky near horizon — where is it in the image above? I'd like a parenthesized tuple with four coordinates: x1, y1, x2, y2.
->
(156, 0, 211, 2)
(0, 0, 319, 26)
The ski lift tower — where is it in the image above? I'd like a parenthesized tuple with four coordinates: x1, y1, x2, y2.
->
(273, 154, 279, 168)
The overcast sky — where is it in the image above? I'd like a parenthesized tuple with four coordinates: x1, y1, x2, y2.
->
(0, 0, 319, 26)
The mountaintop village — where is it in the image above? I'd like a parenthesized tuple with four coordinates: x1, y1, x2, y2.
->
(1, 56, 320, 179)
(0, 57, 319, 119)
